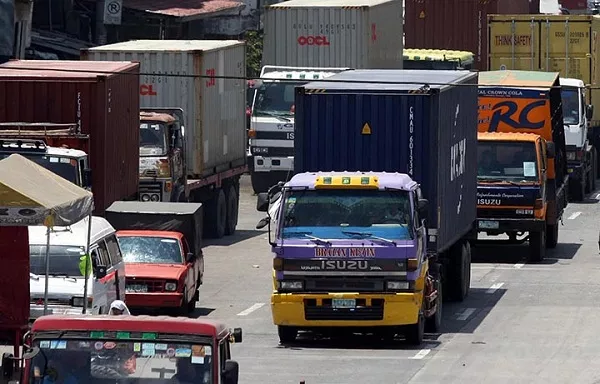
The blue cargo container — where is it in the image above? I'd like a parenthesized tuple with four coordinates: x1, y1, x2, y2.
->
(295, 69, 478, 255)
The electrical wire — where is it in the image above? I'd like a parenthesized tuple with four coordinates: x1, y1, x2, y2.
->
(0, 65, 583, 89)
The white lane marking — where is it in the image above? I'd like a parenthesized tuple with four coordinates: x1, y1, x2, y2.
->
(410, 349, 431, 360)
(456, 308, 476, 321)
(486, 282, 504, 294)
(513, 263, 525, 269)
(237, 303, 265, 316)
(568, 211, 581, 220)
(472, 266, 552, 271)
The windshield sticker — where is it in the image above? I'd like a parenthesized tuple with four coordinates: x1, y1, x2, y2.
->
(191, 356, 204, 364)
(155, 343, 168, 351)
(133, 343, 141, 352)
(78, 341, 91, 348)
(175, 348, 192, 357)
(103, 342, 116, 350)
(166, 347, 176, 357)
(140, 123, 148, 129)
(39, 341, 50, 348)
(141, 343, 156, 356)
(60, 158, 70, 164)
(49, 157, 59, 163)
(94, 341, 104, 350)
(56, 341, 67, 349)
(523, 162, 536, 177)
(160, 239, 177, 243)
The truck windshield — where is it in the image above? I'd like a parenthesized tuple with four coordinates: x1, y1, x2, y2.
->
(29, 338, 213, 383)
(118, 236, 183, 264)
(29, 245, 86, 277)
(253, 81, 305, 117)
(140, 122, 168, 156)
(478, 141, 538, 182)
(561, 87, 581, 125)
(0, 153, 79, 184)
(280, 189, 413, 240)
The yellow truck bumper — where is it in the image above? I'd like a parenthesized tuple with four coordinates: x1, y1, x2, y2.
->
(271, 292, 423, 328)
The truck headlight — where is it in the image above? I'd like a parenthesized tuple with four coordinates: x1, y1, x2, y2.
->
(567, 152, 576, 161)
(279, 281, 303, 290)
(386, 281, 409, 290)
(165, 282, 177, 291)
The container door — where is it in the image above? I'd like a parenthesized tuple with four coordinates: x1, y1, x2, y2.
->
(539, 19, 592, 81)
(488, 18, 540, 71)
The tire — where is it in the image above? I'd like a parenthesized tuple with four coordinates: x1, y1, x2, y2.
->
(277, 326, 298, 344)
(572, 179, 585, 201)
(586, 170, 592, 194)
(224, 184, 239, 236)
(529, 229, 546, 262)
(250, 172, 275, 194)
(203, 188, 227, 239)
(404, 310, 425, 346)
(446, 241, 470, 302)
(545, 223, 559, 249)
(592, 150, 597, 190)
(425, 278, 442, 333)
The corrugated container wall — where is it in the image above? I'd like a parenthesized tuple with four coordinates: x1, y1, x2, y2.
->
(0, 60, 140, 215)
(295, 70, 478, 253)
(404, 0, 532, 70)
(262, 0, 403, 68)
(0, 227, 29, 328)
(82, 40, 247, 178)
(488, 15, 600, 127)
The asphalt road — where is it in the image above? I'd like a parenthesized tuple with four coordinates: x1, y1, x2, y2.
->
(195, 174, 600, 384)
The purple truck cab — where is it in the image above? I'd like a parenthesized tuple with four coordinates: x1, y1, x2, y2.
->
(256, 171, 441, 346)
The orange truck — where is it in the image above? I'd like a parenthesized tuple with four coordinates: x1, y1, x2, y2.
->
(105, 201, 204, 315)
(476, 70, 569, 261)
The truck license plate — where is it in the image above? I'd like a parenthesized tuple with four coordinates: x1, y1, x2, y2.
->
(126, 284, 148, 293)
(478, 220, 499, 229)
(332, 299, 356, 309)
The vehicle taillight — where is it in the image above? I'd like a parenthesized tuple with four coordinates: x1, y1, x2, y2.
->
(248, 129, 256, 138)
(576, 149, 584, 161)
(273, 257, 283, 271)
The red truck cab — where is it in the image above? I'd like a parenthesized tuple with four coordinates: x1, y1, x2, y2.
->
(4, 314, 241, 384)
(105, 201, 205, 315)
(117, 230, 202, 313)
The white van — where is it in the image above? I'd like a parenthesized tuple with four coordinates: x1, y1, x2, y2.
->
(29, 216, 126, 319)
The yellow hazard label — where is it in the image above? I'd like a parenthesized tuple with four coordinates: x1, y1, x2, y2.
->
(419, 11, 425, 18)
(361, 123, 372, 135)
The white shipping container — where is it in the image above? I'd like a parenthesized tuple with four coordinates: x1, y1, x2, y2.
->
(263, 0, 403, 69)
(82, 40, 246, 177)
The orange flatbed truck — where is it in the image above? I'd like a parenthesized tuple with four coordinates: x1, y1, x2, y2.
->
(1, 315, 242, 384)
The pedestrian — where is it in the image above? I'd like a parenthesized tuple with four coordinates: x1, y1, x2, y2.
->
(109, 300, 130, 316)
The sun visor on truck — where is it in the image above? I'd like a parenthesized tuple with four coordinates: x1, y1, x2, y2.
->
(105, 201, 203, 255)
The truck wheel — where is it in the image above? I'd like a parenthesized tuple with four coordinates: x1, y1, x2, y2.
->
(224, 184, 239, 236)
(204, 189, 227, 238)
(573, 180, 585, 201)
(529, 229, 546, 262)
(586, 171, 592, 194)
(446, 241, 470, 302)
(404, 310, 425, 346)
(545, 223, 559, 249)
(251, 172, 274, 194)
(425, 278, 442, 333)
(277, 326, 298, 344)
(592, 150, 597, 190)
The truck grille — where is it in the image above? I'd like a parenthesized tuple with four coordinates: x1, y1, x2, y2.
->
(478, 208, 521, 219)
(305, 278, 384, 292)
(126, 279, 164, 293)
(304, 298, 384, 321)
(139, 182, 162, 194)
(141, 169, 158, 177)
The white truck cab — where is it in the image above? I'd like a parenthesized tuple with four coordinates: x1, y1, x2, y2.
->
(560, 78, 596, 200)
(248, 65, 350, 194)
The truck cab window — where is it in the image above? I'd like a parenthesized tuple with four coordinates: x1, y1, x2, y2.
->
(478, 141, 538, 182)
(96, 240, 111, 268)
(140, 123, 168, 156)
(105, 235, 123, 265)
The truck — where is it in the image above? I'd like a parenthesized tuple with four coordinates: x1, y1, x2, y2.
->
(82, 40, 248, 238)
(248, 66, 350, 193)
(488, 14, 600, 180)
(477, 70, 569, 262)
(262, 0, 404, 69)
(0, 60, 141, 215)
(561, 78, 596, 200)
(403, 49, 474, 70)
(0, 315, 243, 384)
(105, 201, 205, 315)
(255, 69, 479, 345)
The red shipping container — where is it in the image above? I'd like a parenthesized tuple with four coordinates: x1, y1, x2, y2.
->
(404, 0, 533, 70)
(0, 60, 140, 215)
(559, 0, 588, 10)
(0, 227, 29, 331)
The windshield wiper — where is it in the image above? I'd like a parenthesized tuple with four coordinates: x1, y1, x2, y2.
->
(478, 178, 522, 186)
(47, 273, 71, 277)
(341, 231, 397, 246)
(258, 111, 292, 122)
(303, 234, 332, 246)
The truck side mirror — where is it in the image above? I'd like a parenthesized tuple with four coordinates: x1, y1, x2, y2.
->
(83, 169, 92, 188)
(2, 353, 14, 378)
(417, 199, 429, 218)
(95, 265, 107, 280)
(587, 104, 594, 120)
(257, 193, 269, 212)
(222, 361, 239, 384)
(232, 327, 242, 343)
(546, 142, 556, 159)
(256, 216, 270, 229)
